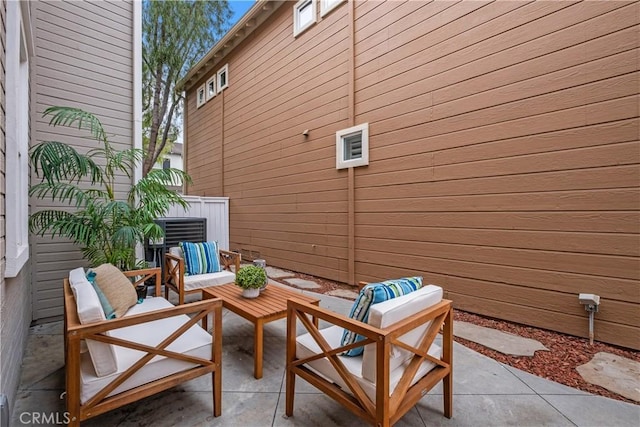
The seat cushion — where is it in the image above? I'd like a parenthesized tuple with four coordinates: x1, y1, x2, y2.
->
(79, 297, 213, 404)
(68, 268, 118, 377)
(296, 325, 441, 402)
(362, 285, 443, 383)
(93, 263, 138, 318)
(179, 241, 221, 275)
(183, 270, 235, 291)
(341, 277, 423, 356)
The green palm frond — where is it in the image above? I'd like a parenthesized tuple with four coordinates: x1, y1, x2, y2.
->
(144, 167, 192, 186)
(30, 141, 104, 185)
(31, 106, 192, 271)
(44, 106, 108, 143)
(29, 209, 96, 245)
(29, 182, 108, 207)
(112, 226, 143, 248)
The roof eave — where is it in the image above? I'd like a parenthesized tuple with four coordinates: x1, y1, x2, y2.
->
(178, 0, 285, 92)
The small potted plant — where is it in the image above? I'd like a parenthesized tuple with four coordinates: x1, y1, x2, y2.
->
(235, 265, 267, 298)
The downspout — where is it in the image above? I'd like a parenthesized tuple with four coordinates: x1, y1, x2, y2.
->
(347, 0, 356, 285)
(133, 1, 143, 260)
(221, 91, 225, 196)
(133, 1, 142, 184)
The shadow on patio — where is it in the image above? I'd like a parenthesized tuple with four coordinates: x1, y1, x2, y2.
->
(13, 286, 639, 427)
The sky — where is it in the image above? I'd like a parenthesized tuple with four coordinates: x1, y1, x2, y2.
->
(229, 1, 255, 26)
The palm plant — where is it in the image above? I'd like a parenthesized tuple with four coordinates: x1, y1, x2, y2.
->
(29, 106, 191, 270)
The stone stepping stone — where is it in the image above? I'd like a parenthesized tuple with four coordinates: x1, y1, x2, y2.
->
(283, 277, 321, 290)
(577, 352, 640, 402)
(265, 266, 295, 279)
(454, 321, 549, 356)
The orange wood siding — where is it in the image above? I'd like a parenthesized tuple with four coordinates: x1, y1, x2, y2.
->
(186, 3, 352, 282)
(185, 1, 640, 349)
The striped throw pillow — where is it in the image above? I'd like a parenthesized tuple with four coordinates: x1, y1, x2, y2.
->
(341, 277, 423, 356)
(179, 241, 221, 275)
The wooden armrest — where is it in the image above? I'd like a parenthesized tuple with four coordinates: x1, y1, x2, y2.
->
(287, 298, 384, 340)
(164, 253, 185, 286)
(67, 298, 223, 337)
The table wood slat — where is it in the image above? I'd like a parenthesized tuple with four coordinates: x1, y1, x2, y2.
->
(201, 283, 320, 379)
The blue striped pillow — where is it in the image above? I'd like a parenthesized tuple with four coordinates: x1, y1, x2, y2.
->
(341, 277, 423, 356)
(179, 241, 221, 275)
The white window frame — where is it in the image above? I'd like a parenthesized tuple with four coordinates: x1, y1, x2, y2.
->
(217, 64, 229, 93)
(336, 123, 369, 170)
(196, 83, 206, 108)
(205, 76, 216, 101)
(5, 1, 30, 277)
(320, 0, 345, 17)
(293, 0, 316, 37)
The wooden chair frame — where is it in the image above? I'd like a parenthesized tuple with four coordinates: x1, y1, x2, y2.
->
(286, 297, 453, 427)
(63, 267, 223, 426)
(164, 248, 241, 305)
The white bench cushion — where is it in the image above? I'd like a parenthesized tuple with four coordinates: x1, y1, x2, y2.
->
(183, 270, 235, 291)
(79, 297, 212, 404)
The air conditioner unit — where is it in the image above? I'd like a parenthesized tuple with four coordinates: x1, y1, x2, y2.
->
(145, 217, 207, 282)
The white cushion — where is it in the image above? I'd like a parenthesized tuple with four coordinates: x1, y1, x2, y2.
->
(79, 297, 213, 404)
(69, 267, 88, 289)
(68, 269, 118, 377)
(296, 325, 440, 401)
(169, 246, 235, 291)
(183, 270, 235, 291)
(362, 285, 443, 382)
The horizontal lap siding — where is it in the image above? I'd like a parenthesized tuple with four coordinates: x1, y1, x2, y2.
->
(185, 0, 639, 349)
(31, 0, 134, 321)
(354, 1, 639, 349)
(186, 4, 351, 282)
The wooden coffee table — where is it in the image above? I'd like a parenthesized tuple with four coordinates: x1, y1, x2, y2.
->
(202, 283, 320, 379)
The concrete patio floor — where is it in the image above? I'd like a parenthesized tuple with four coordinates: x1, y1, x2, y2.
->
(12, 288, 640, 427)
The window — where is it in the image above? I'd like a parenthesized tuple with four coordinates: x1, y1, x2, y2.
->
(293, 0, 316, 37)
(336, 123, 369, 169)
(320, 0, 345, 17)
(196, 83, 206, 108)
(5, 1, 30, 277)
(206, 76, 216, 101)
(217, 64, 229, 93)
(162, 158, 170, 170)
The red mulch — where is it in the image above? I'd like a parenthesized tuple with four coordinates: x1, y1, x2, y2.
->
(454, 310, 639, 405)
(276, 269, 639, 405)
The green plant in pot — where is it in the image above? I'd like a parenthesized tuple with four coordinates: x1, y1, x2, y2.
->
(29, 106, 191, 271)
(235, 265, 267, 298)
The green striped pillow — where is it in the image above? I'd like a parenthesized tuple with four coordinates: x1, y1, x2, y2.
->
(179, 241, 221, 275)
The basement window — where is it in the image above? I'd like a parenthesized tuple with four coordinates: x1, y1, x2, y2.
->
(336, 123, 369, 169)
(293, 0, 316, 37)
(196, 84, 206, 108)
(320, 0, 345, 17)
(217, 64, 229, 93)
(206, 76, 216, 101)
